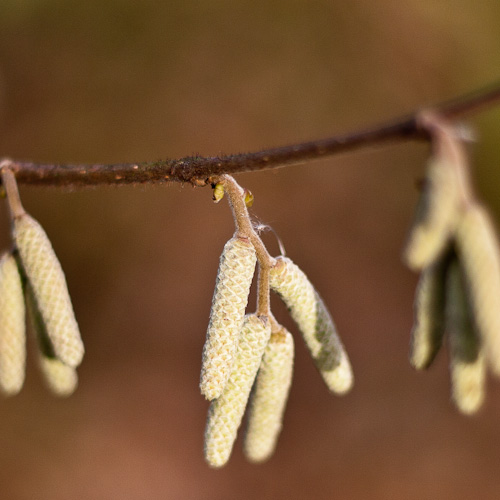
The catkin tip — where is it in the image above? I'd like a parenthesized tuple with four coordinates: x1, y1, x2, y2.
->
(39, 357, 78, 396)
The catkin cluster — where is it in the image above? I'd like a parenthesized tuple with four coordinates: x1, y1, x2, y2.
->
(404, 115, 500, 414)
(0, 169, 84, 396)
(201, 177, 353, 467)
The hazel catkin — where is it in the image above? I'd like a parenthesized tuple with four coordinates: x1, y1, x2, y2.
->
(404, 155, 460, 271)
(204, 314, 271, 468)
(13, 214, 84, 368)
(38, 357, 78, 396)
(0, 252, 26, 395)
(409, 253, 448, 370)
(269, 256, 353, 394)
(200, 236, 257, 400)
(454, 204, 500, 376)
(446, 259, 485, 414)
(24, 279, 79, 396)
(244, 327, 294, 463)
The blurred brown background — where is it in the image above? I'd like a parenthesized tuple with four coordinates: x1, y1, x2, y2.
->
(0, 1, 500, 499)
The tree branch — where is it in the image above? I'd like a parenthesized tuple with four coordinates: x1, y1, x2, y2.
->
(4, 81, 500, 187)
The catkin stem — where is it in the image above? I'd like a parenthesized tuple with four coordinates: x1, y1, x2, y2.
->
(256, 265, 271, 316)
(1, 166, 26, 219)
(214, 175, 276, 267)
(418, 112, 475, 207)
(214, 175, 277, 317)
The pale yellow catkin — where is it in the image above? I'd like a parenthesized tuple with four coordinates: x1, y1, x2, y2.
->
(38, 357, 78, 396)
(409, 255, 448, 370)
(13, 214, 84, 367)
(269, 256, 353, 394)
(204, 314, 271, 468)
(446, 260, 485, 414)
(0, 252, 26, 395)
(24, 282, 79, 396)
(404, 156, 460, 271)
(454, 204, 500, 376)
(244, 328, 294, 463)
(200, 237, 257, 400)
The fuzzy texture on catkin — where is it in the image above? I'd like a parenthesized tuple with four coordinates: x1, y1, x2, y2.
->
(24, 282, 78, 396)
(0, 252, 26, 395)
(13, 214, 84, 367)
(39, 357, 78, 396)
(446, 260, 486, 414)
(200, 237, 257, 400)
(455, 204, 500, 376)
(409, 255, 448, 370)
(404, 157, 460, 271)
(204, 314, 271, 468)
(244, 328, 294, 463)
(269, 256, 353, 394)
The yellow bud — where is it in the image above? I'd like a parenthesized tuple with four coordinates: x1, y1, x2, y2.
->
(14, 214, 84, 367)
(0, 252, 26, 395)
(244, 189, 254, 208)
(213, 183, 224, 203)
(269, 256, 353, 394)
(204, 314, 271, 468)
(200, 237, 257, 400)
(244, 328, 294, 463)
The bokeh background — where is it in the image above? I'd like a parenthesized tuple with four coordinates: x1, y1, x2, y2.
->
(0, 1, 500, 499)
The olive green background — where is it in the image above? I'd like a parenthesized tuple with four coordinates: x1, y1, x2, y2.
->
(0, 1, 500, 499)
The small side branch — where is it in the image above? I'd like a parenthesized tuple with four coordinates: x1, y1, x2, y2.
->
(3, 80, 500, 187)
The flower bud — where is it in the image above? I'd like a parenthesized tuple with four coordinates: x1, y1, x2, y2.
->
(213, 183, 224, 203)
(38, 357, 78, 396)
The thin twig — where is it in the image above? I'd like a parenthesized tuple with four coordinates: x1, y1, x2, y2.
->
(3, 80, 500, 187)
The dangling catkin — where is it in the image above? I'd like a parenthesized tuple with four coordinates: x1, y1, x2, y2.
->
(38, 357, 78, 396)
(204, 314, 271, 468)
(24, 281, 78, 396)
(404, 155, 460, 271)
(244, 328, 294, 463)
(13, 214, 84, 367)
(269, 256, 353, 394)
(454, 204, 500, 376)
(446, 260, 485, 414)
(200, 236, 257, 400)
(409, 254, 448, 370)
(0, 252, 26, 395)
